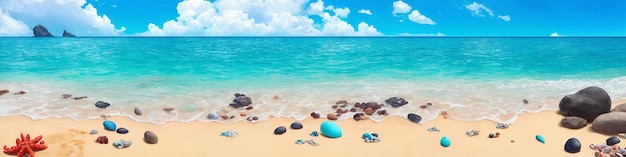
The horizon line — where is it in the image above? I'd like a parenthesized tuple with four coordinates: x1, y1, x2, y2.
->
(1, 35, 626, 38)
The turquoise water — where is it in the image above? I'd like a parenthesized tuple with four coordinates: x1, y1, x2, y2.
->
(1, 37, 625, 124)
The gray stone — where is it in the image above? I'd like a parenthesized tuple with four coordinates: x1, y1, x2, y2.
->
(559, 86, 612, 122)
(290, 122, 303, 129)
(560, 116, 588, 129)
(229, 93, 252, 108)
(274, 126, 286, 135)
(62, 30, 76, 37)
(385, 97, 409, 108)
(592, 112, 626, 134)
(134, 107, 142, 115)
(564, 138, 581, 153)
(407, 113, 422, 123)
(89, 129, 98, 135)
(207, 112, 219, 120)
(95, 101, 111, 108)
(144, 131, 158, 144)
(116, 128, 129, 134)
(607, 136, 620, 146)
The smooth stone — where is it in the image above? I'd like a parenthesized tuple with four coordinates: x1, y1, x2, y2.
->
(103, 120, 116, 131)
(207, 112, 219, 120)
(592, 112, 626, 134)
(62, 94, 72, 99)
(89, 129, 98, 135)
(565, 138, 581, 153)
(320, 121, 342, 138)
(95, 101, 111, 108)
(116, 128, 129, 134)
(536, 135, 545, 144)
(134, 107, 142, 115)
(558, 86, 611, 122)
(274, 126, 286, 135)
(144, 131, 158, 144)
(362, 133, 374, 140)
(121, 140, 132, 148)
(560, 116, 588, 129)
(290, 122, 303, 129)
(407, 113, 422, 123)
(607, 136, 621, 146)
(112, 141, 123, 148)
(440, 136, 451, 147)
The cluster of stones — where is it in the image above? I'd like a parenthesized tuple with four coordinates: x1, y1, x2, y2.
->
(0, 90, 27, 96)
(93, 119, 158, 148)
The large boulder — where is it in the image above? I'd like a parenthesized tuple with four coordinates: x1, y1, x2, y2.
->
(33, 25, 54, 37)
(558, 86, 611, 122)
(63, 30, 76, 37)
(229, 93, 252, 108)
(592, 112, 626, 134)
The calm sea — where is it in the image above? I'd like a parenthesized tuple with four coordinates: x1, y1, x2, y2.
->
(1, 37, 625, 124)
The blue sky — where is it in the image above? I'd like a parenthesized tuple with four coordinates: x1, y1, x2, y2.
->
(0, 0, 625, 36)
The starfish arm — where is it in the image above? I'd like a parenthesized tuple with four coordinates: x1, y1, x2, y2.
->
(16, 147, 25, 157)
(26, 147, 35, 157)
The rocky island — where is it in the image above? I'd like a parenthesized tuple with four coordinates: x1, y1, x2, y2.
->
(32, 25, 77, 37)
(63, 30, 76, 37)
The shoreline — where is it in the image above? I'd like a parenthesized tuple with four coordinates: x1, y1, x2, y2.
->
(0, 110, 618, 157)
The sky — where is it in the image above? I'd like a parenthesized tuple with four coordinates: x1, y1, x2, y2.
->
(0, 0, 625, 36)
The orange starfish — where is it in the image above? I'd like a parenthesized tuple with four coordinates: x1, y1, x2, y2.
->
(3, 133, 47, 157)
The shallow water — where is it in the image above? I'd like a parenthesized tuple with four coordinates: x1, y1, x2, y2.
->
(1, 37, 625, 124)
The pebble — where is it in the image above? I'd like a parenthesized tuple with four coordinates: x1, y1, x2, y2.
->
(349, 108, 357, 112)
(427, 127, 440, 132)
(113, 141, 123, 148)
(440, 136, 451, 147)
(207, 112, 219, 120)
(252, 116, 258, 120)
(121, 140, 132, 148)
(134, 107, 142, 115)
(618, 133, 626, 139)
(407, 113, 422, 123)
(245, 106, 253, 110)
(310, 131, 319, 137)
(564, 138, 581, 153)
(606, 136, 620, 146)
(14, 91, 26, 95)
(95, 101, 111, 108)
(290, 122, 303, 129)
(89, 129, 98, 135)
(327, 113, 338, 120)
(116, 128, 129, 134)
(320, 121, 342, 138)
(310, 112, 320, 119)
(62, 94, 72, 99)
(0, 90, 8, 95)
(536, 135, 545, 144)
(163, 107, 174, 113)
(364, 108, 374, 115)
(144, 131, 158, 144)
(103, 120, 116, 131)
(376, 110, 388, 116)
(489, 133, 495, 138)
(496, 123, 510, 129)
(274, 126, 287, 135)
(466, 130, 480, 137)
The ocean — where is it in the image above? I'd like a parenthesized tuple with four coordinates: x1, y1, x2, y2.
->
(1, 37, 625, 124)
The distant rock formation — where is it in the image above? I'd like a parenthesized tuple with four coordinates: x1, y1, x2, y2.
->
(32, 25, 54, 37)
(63, 30, 76, 37)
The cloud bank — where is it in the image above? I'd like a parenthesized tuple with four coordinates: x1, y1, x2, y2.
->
(392, 0, 435, 25)
(465, 2, 510, 22)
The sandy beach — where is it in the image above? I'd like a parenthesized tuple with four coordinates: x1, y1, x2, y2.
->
(2, 104, 624, 157)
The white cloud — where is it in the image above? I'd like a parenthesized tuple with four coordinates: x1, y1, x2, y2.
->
(465, 2, 494, 17)
(408, 10, 435, 25)
(0, 8, 30, 36)
(550, 32, 559, 37)
(358, 9, 372, 15)
(0, 0, 124, 36)
(392, 0, 412, 15)
(332, 7, 350, 18)
(143, 0, 381, 36)
(498, 15, 510, 21)
(398, 32, 445, 36)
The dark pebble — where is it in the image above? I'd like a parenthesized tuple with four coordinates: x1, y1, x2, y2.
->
(290, 122, 303, 129)
(310, 112, 320, 119)
(607, 136, 620, 146)
(372, 133, 378, 137)
(116, 128, 129, 134)
(489, 133, 495, 138)
(349, 108, 357, 112)
(134, 107, 142, 115)
(62, 94, 72, 99)
(95, 101, 111, 108)
(407, 113, 422, 123)
(274, 126, 287, 135)
(565, 138, 581, 153)
(353, 114, 362, 121)
(252, 116, 258, 120)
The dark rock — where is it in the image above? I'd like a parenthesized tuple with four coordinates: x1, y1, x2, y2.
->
(350, 108, 357, 112)
(488, 133, 495, 138)
(144, 131, 158, 144)
(229, 93, 252, 108)
(376, 110, 388, 115)
(62, 94, 72, 99)
(420, 105, 428, 109)
(62, 30, 76, 37)
(560, 116, 587, 129)
(0, 90, 8, 95)
(290, 122, 303, 129)
(336, 100, 348, 108)
(95, 136, 108, 144)
(612, 103, 626, 112)
(274, 126, 286, 135)
(33, 25, 54, 37)
(134, 107, 142, 115)
(364, 108, 374, 115)
(95, 101, 110, 108)
(564, 138, 581, 153)
(310, 112, 320, 119)
(371, 133, 378, 137)
(523, 99, 529, 104)
(163, 107, 174, 113)
(592, 112, 626, 134)
(116, 128, 129, 134)
(606, 136, 620, 146)
(327, 113, 338, 120)
(407, 113, 422, 123)
(385, 97, 409, 107)
(357, 102, 381, 110)
(252, 116, 258, 120)
(353, 113, 365, 121)
(558, 86, 611, 122)
(14, 91, 26, 95)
